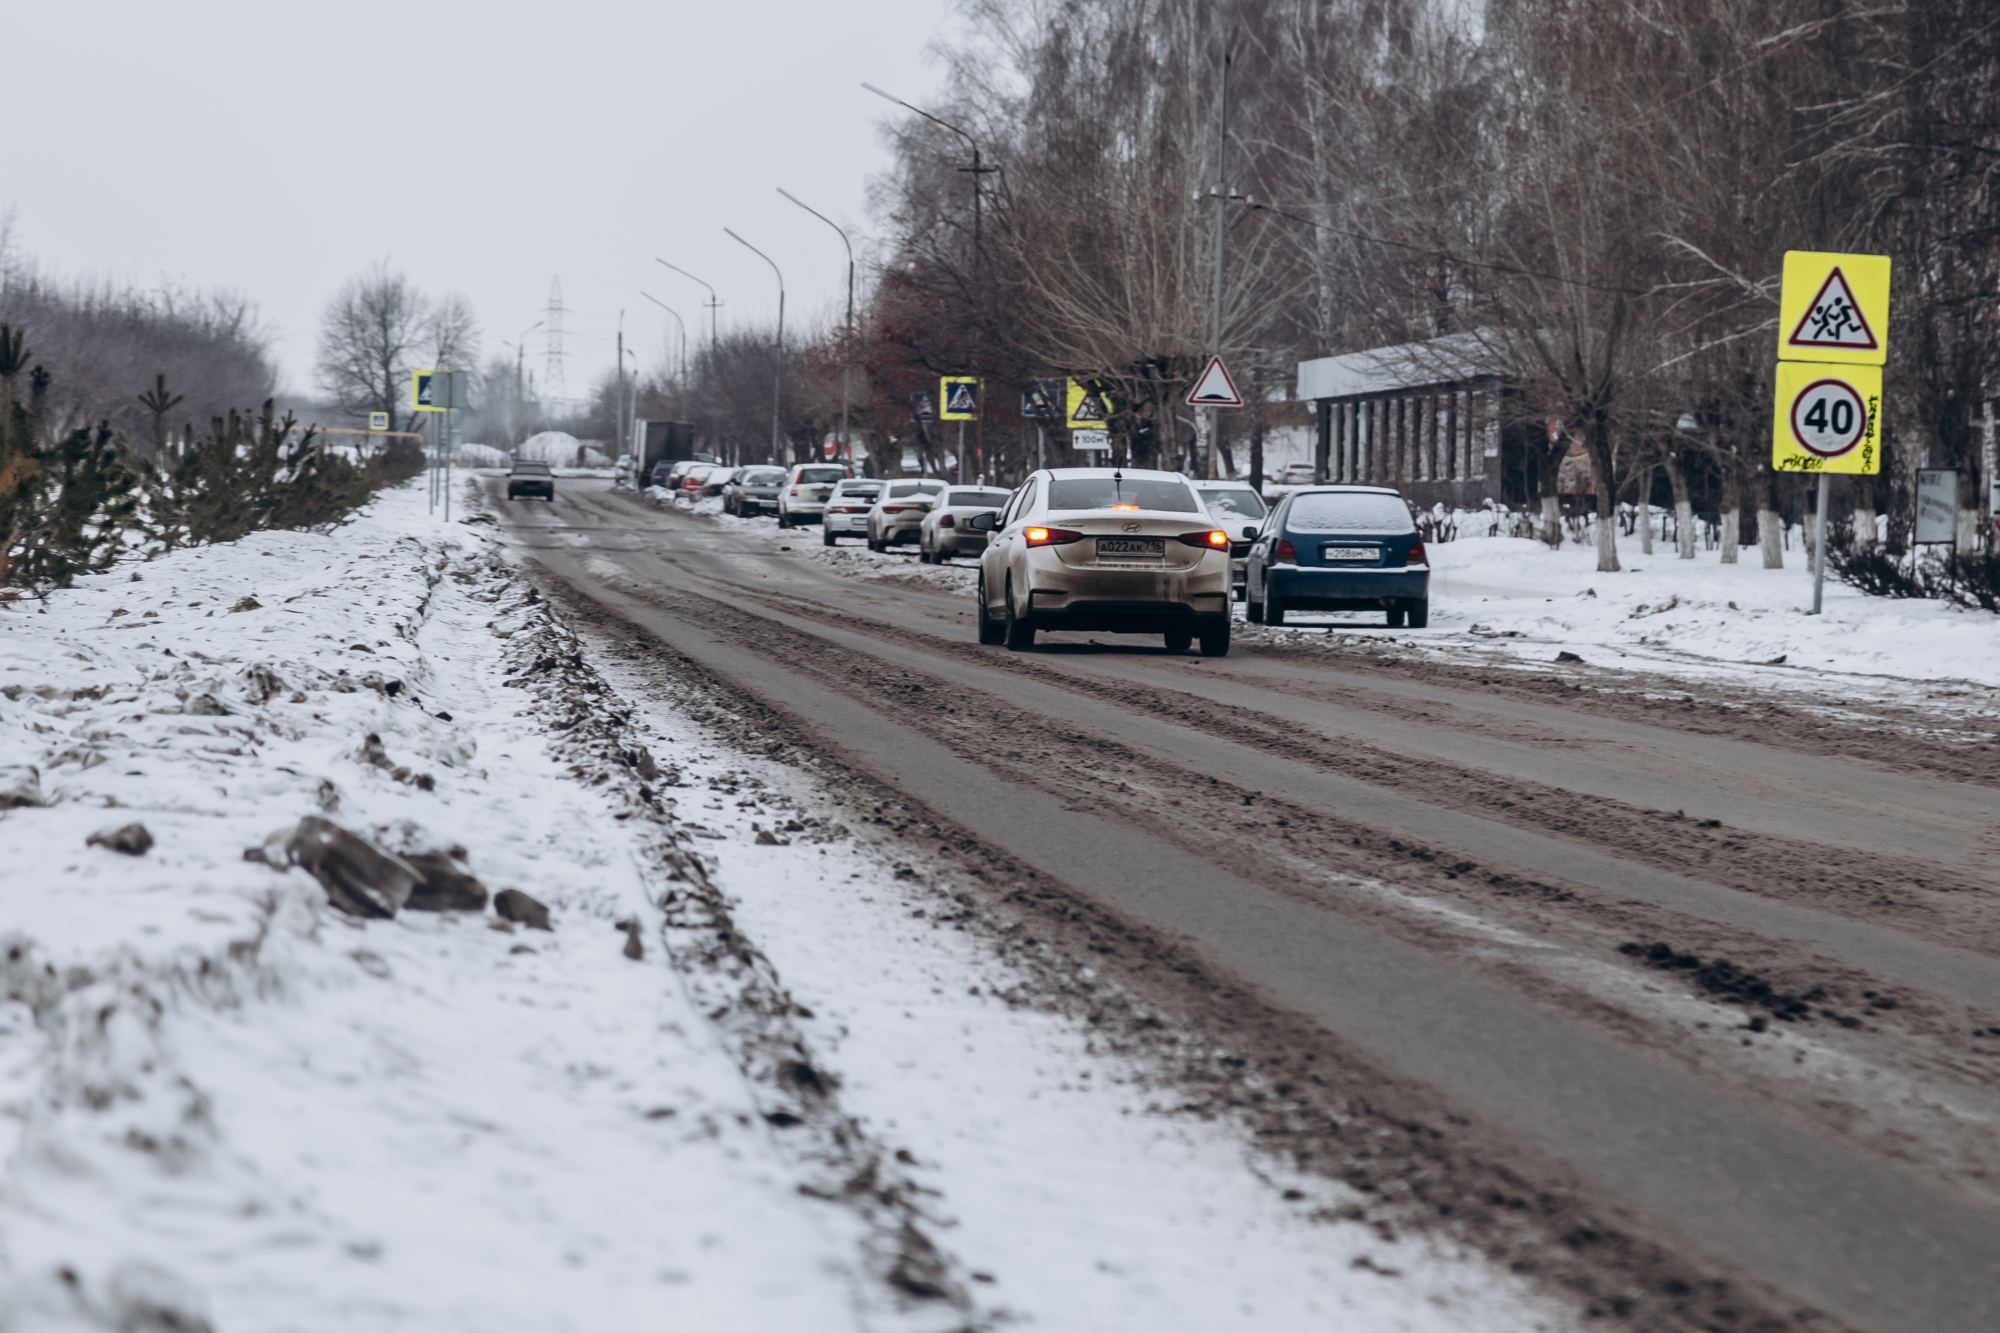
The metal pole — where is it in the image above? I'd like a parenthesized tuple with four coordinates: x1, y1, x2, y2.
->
(778, 189, 856, 465)
(443, 402, 452, 523)
(724, 229, 785, 465)
(1811, 471, 1830, 614)
(1208, 41, 1230, 481)
(616, 314, 626, 465)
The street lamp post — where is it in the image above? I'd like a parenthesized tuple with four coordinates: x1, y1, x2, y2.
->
(778, 187, 855, 469)
(864, 83, 996, 477)
(724, 228, 786, 466)
(504, 320, 543, 451)
(655, 260, 721, 362)
(639, 293, 688, 423)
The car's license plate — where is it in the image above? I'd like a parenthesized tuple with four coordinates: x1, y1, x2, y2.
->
(1323, 545, 1377, 562)
(1096, 538, 1164, 558)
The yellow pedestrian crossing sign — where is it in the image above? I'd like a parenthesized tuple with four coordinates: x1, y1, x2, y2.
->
(368, 411, 390, 431)
(1066, 378, 1113, 432)
(1772, 361, 1881, 475)
(939, 376, 981, 421)
(1779, 252, 1889, 366)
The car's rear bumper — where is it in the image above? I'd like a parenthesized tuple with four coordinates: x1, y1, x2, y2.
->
(935, 531, 988, 555)
(1025, 595, 1230, 635)
(1267, 566, 1428, 608)
(824, 513, 869, 533)
(507, 483, 554, 497)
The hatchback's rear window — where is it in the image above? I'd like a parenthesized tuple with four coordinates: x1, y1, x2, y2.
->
(798, 467, 845, 483)
(1285, 492, 1414, 534)
(1046, 479, 1199, 513)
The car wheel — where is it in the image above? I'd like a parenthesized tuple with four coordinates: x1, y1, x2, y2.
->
(1199, 622, 1231, 657)
(1406, 598, 1430, 629)
(1266, 597, 1286, 628)
(1387, 606, 1407, 627)
(1163, 630, 1193, 653)
(1003, 576, 1035, 651)
(976, 578, 1005, 645)
(822, 526, 837, 546)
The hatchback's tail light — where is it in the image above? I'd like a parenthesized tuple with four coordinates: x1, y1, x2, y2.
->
(789, 485, 800, 495)
(1274, 539, 1298, 564)
(939, 513, 956, 528)
(1406, 540, 1428, 567)
(1025, 526, 1085, 547)
(1176, 529, 1230, 549)
(881, 505, 909, 514)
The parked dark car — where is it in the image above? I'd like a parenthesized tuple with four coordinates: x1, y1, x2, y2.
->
(722, 466, 787, 515)
(1244, 485, 1429, 628)
(506, 461, 555, 501)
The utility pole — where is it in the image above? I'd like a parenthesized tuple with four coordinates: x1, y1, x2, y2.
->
(725, 229, 785, 465)
(1207, 37, 1232, 481)
(616, 311, 626, 462)
(779, 188, 856, 468)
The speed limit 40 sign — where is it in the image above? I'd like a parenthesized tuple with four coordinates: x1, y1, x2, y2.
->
(1771, 361, 1881, 475)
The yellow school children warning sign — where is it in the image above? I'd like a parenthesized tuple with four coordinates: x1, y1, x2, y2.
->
(1771, 361, 1881, 475)
(1065, 378, 1113, 432)
(1778, 251, 1890, 366)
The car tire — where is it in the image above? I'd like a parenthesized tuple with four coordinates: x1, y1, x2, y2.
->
(1266, 598, 1286, 628)
(1387, 607, 1407, 627)
(1003, 577, 1035, 651)
(822, 527, 837, 547)
(1164, 630, 1193, 653)
(1407, 598, 1430, 629)
(1199, 623, 1231, 658)
(976, 578, 1005, 645)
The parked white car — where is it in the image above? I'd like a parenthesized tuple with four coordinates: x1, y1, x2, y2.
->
(776, 463, 852, 527)
(865, 479, 947, 551)
(821, 479, 885, 545)
(970, 467, 1231, 656)
(1191, 479, 1269, 599)
(919, 486, 1012, 563)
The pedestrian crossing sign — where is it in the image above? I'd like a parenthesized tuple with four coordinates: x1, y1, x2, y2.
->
(940, 376, 981, 421)
(369, 412, 390, 431)
(1779, 252, 1890, 366)
(1066, 378, 1114, 432)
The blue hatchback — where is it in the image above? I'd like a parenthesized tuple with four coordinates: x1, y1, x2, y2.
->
(1245, 486, 1430, 628)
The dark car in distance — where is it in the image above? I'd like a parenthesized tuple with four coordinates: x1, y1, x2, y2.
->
(1245, 485, 1429, 628)
(506, 460, 555, 501)
(724, 466, 788, 516)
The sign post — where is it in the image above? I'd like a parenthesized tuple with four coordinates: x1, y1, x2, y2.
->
(1773, 251, 1890, 614)
(1066, 378, 1114, 454)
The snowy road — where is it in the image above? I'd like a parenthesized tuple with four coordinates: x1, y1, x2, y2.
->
(499, 478, 2000, 1333)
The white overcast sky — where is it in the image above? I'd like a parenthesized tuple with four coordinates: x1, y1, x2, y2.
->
(5, 0, 959, 401)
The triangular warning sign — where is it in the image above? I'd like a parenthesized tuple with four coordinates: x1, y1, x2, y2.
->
(1072, 391, 1106, 421)
(1186, 355, 1243, 407)
(946, 382, 977, 413)
(1786, 268, 1879, 352)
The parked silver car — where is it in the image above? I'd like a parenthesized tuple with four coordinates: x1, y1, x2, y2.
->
(776, 464, 852, 527)
(866, 479, 947, 551)
(919, 486, 1012, 563)
(970, 467, 1231, 655)
(821, 479, 885, 544)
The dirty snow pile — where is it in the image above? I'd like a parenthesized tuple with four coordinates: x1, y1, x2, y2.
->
(0, 486, 869, 1331)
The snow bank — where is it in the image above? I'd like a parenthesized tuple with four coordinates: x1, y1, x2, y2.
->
(0, 484, 868, 1330)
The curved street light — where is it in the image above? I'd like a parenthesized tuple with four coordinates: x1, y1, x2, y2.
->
(777, 187, 855, 464)
(654, 259, 721, 358)
(639, 292, 687, 385)
(724, 227, 786, 465)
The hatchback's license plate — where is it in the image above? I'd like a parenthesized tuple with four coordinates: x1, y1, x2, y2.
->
(1323, 546, 1377, 562)
(1096, 538, 1164, 558)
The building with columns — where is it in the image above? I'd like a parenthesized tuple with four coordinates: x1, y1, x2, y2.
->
(1295, 333, 1533, 510)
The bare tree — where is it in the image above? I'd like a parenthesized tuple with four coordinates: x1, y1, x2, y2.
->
(315, 263, 480, 431)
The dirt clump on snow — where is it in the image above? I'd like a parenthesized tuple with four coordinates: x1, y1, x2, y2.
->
(86, 822, 153, 856)
(285, 816, 419, 918)
(494, 888, 551, 930)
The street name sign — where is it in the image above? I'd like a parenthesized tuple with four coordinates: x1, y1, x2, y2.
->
(940, 376, 981, 420)
(1186, 354, 1243, 407)
(1771, 361, 1881, 474)
(1778, 251, 1890, 366)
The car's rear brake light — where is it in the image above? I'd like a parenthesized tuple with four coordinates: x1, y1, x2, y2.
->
(789, 485, 801, 495)
(881, 505, 909, 514)
(1111, 504, 1140, 511)
(1407, 540, 1428, 567)
(1025, 526, 1085, 547)
(1176, 529, 1230, 549)
(1274, 539, 1298, 564)
(939, 513, 956, 528)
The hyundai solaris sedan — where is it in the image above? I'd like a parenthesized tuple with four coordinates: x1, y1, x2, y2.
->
(1244, 485, 1429, 628)
(969, 467, 1233, 656)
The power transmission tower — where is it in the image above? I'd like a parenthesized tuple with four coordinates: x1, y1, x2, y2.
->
(545, 277, 566, 398)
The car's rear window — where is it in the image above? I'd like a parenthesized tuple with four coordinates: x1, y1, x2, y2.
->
(888, 481, 945, 498)
(948, 489, 1010, 507)
(834, 482, 881, 496)
(1201, 488, 1266, 520)
(744, 470, 785, 485)
(1047, 478, 1199, 513)
(798, 467, 845, 483)
(512, 463, 551, 475)
(1285, 492, 1414, 534)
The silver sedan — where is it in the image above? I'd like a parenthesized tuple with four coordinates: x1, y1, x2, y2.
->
(919, 486, 1012, 563)
(866, 479, 947, 552)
